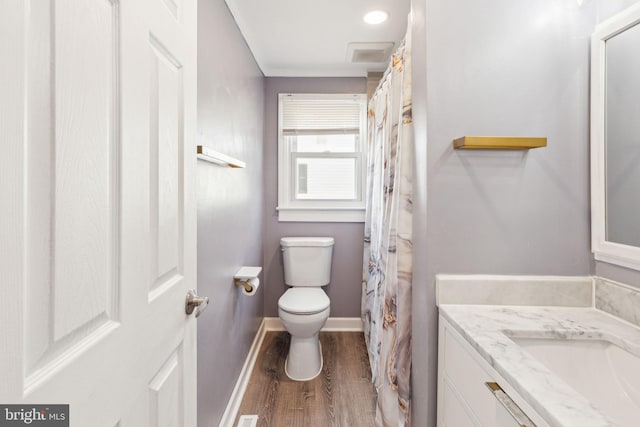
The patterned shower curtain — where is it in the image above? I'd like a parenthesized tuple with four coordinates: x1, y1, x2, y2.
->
(361, 26, 413, 427)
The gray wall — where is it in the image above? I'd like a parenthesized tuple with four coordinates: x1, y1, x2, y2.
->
(596, 262, 640, 288)
(409, 0, 432, 425)
(410, 0, 639, 425)
(424, 1, 595, 273)
(263, 77, 367, 317)
(197, 1, 264, 425)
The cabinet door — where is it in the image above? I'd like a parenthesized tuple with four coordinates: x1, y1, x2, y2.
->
(439, 323, 498, 425)
(442, 381, 477, 427)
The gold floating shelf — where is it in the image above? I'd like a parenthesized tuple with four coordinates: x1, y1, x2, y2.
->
(197, 145, 246, 168)
(453, 136, 547, 150)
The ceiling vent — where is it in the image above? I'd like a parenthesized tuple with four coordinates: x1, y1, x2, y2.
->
(346, 42, 394, 63)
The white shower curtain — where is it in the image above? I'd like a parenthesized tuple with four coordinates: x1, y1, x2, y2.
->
(361, 25, 413, 427)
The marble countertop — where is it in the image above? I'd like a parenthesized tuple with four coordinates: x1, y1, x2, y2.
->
(439, 304, 640, 427)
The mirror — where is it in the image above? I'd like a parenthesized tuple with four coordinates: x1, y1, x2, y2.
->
(591, 3, 640, 270)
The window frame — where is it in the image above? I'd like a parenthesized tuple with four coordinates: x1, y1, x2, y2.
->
(277, 93, 367, 222)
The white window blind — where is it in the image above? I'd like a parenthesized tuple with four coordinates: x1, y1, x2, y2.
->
(282, 97, 362, 134)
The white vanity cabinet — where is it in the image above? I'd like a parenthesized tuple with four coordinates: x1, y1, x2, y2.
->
(437, 315, 548, 427)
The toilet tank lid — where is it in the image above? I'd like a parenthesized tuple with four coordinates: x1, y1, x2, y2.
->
(280, 237, 334, 247)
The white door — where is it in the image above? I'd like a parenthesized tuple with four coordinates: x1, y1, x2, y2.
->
(0, 0, 199, 425)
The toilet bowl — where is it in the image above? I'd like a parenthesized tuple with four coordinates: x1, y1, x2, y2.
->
(278, 237, 334, 381)
(278, 289, 330, 380)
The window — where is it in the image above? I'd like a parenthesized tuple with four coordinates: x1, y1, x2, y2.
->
(278, 93, 367, 222)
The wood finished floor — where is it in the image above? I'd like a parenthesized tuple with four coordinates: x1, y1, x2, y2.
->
(235, 331, 377, 427)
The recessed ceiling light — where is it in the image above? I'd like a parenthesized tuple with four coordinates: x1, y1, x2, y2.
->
(363, 10, 388, 25)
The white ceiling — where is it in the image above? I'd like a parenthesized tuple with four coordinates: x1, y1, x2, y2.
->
(224, 0, 411, 77)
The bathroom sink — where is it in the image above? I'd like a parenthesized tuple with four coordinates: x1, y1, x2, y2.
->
(510, 336, 640, 427)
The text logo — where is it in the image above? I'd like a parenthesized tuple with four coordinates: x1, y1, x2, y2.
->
(0, 405, 68, 426)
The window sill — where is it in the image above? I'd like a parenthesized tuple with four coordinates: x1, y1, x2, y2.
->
(277, 207, 365, 223)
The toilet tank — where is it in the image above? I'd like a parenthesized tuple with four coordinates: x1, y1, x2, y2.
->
(281, 237, 334, 287)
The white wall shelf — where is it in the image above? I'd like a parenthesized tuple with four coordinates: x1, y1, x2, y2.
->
(197, 145, 246, 168)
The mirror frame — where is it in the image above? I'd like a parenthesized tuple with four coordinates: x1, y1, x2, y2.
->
(591, 3, 640, 271)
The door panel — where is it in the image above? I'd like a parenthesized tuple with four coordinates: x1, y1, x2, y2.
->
(149, 36, 184, 299)
(149, 347, 184, 427)
(24, 0, 121, 393)
(52, 0, 119, 342)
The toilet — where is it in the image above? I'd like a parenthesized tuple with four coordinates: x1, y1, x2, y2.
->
(278, 237, 334, 381)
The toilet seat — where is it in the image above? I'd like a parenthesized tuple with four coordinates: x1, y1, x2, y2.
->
(278, 288, 330, 314)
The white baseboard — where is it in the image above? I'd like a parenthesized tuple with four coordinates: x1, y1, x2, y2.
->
(217, 316, 363, 427)
(263, 317, 285, 331)
(264, 317, 363, 332)
(217, 319, 267, 427)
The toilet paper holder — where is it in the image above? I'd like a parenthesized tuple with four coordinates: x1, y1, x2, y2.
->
(234, 266, 262, 292)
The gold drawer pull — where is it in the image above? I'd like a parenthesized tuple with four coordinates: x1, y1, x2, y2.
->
(485, 382, 536, 427)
